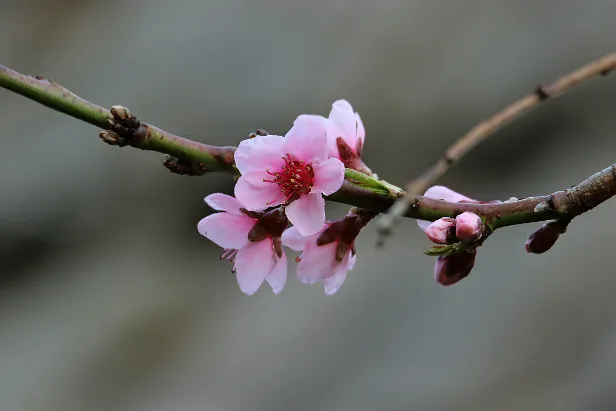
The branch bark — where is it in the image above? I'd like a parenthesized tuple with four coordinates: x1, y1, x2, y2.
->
(0, 65, 236, 174)
(1, 61, 615, 234)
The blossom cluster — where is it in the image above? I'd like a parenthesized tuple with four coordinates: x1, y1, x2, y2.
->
(198, 100, 368, 295)
(198, 100, 494, 294)
(418, 186, 485, 286)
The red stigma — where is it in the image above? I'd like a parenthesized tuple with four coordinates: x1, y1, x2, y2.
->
(263, 154, 315, 202)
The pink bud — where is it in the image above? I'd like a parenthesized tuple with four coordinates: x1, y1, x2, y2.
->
(425, 217, 456, 244)
(455, 212, 482, 242)
(525, 220, 568, 254)
(433, 250, 476, 286)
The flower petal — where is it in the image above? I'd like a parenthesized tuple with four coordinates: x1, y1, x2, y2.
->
(311, 158, 345, 195)
(281, 226, 320, 251)
(328, 100, 357, 148)
(417, 219, 432, 233)
(323, 263, 348, 295)
(197, 213, 254, 249)
(423, 185, 474, 202)
(285, 193, 325, 236)
(283, 115, 328, 163)
(204, 193, 245, 215)
(234, 240, 276, 295)
(296, 242, 338, 284)
(234, 135, 286, 187)
(266, 251, 287, 294)
(234, 176, 285, 211)
(323, 255, 351, 295)
(355, 112, 365, 149)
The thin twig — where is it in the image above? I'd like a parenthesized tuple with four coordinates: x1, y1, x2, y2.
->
(376, 51, 616, 242)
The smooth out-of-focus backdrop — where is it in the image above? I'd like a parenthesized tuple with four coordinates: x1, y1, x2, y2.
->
(1, 1, 616, 410)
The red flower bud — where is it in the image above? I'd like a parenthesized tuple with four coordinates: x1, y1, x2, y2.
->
(525, 219, 568, 254)
(425, 217, 456, 244)
(433, 250, 476, 286)
(455, 212, 483, 242)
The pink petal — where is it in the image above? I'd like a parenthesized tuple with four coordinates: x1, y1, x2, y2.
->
(234, 176, 285, 211)
(285, 193, 326, 236)
(296, 242, 338, 284)
(197, 213, 254, 249)
(417, 219, 432, 233)
(266, 251, 287, 294)
(281, 226, 320, 251)
(311, 158, 345, 195)
(323, 253, 352, 295)
(204, 193, 245, 215)
(283, 115, 328, 163)
(423, 185, 474, 203)
(328, 100, 356, 149)
(355, 112, 365, 149)
(234, 240, 276, 295)
(234, 135, 286, 187)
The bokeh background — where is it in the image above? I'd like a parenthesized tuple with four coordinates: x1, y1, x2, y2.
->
(1, 1, 616, 410)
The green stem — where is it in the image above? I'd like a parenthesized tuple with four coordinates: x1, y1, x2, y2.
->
(0, 64, 236, 174)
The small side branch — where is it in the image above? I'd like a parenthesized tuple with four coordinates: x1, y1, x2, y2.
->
(376, 52, 616, 241)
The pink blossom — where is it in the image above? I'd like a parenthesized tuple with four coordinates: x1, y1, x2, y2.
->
(434, 250, 476, 286)
(197, 193, 287, 295)
(425, 217, 456, 244)
(234, 116, 345, 236)
(282, 225, 356, 295)
(325, 99, 366, 159)
(455, 212, 483, 242)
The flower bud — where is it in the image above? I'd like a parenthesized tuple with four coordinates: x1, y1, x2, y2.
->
(425, 217, 456, 244)
(434, 250, 476, 286)
(525, 219, 568, 254)
(110, 105, 132, 121)
(455, 212, 483, 242)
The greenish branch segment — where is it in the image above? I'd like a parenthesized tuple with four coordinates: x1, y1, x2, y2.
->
(0, 64, 236, 174)
(331, 163, 616, 231)
(1, 62, 615, 232)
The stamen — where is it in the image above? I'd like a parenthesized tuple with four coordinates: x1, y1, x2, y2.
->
(220, 248, 239, 262)
(262, 153, 315, 203)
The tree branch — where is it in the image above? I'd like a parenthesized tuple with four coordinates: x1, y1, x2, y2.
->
(0, 64, 236, 175)
(1, 61, 615, 236)
(376, 51, 616, 241)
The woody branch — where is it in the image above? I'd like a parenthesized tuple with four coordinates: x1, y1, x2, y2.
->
(1, 56, 615, 235)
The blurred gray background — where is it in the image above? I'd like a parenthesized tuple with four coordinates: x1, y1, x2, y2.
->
(1, 1, 616, 410)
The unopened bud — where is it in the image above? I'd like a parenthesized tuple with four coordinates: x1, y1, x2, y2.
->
(248, 129, 269, 139)
(525, 219, 568, 254)
(425, 217, 456, 244)
(455, 212, 483, 242)
(434, 250, 476, 286)
(99, 130, 126, 146)
(110, 105, 132, 121)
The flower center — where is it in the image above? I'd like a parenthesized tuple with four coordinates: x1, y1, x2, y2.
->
(264, 154, 315, 202)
